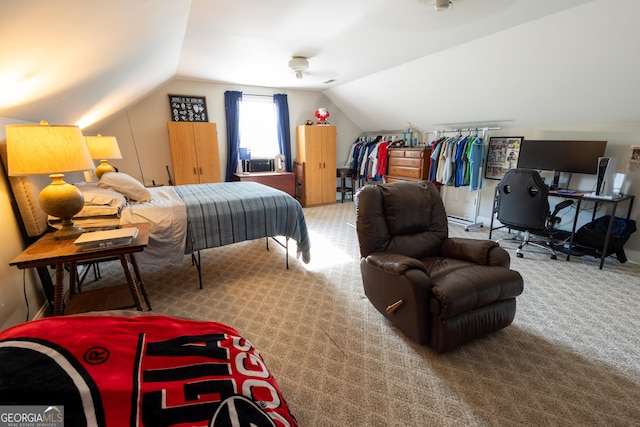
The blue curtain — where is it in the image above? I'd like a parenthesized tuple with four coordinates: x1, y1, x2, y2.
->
(224, 90, 243, 181)
(273, 93, 292, 172)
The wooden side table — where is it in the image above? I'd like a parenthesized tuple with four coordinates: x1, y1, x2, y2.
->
(10, 223, 152, 316)
(336, 167, 354, 203)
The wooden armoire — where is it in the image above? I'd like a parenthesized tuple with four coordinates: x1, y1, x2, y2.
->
(296, 125, 336, 207)
(167, 122, 221, 185)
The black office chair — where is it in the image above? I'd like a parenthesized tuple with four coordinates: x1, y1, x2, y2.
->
(489, 169, 574, 259)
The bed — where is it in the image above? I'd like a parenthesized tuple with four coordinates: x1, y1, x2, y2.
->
(1, 146, 311, 292)
(117, 180, 311, 288)
(118, 181, 310, 261)
(0, 313, 299, 426)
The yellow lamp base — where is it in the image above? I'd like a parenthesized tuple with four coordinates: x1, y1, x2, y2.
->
(52, 220, 86, 240)
(39, 174, 85, 240)
(95, 160, 116, 179)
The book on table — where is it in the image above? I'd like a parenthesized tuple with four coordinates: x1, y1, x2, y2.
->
(74, 227, 138, 250)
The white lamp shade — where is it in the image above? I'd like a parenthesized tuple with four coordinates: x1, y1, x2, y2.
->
(85, 134, 122, 160)
(6, 121, 95, 176)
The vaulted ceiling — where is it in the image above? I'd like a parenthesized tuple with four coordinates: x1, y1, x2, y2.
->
(2, 0, 638, 133)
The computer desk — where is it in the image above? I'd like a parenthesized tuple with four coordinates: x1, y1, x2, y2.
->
(550, 190, 635, 269)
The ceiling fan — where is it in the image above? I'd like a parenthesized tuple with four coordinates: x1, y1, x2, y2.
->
(288, 56, 309, 79)
(418, 0, 452, 11)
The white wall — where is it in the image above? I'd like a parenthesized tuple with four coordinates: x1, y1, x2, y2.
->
(325, 0, 640, 134)
(91, 79, 362, 186)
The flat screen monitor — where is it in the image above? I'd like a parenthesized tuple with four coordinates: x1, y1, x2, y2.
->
(517, 140, 607, 175)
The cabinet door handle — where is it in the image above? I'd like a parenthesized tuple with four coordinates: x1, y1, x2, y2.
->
(199, 167, 203, 175)
(193, 167, 197, 175)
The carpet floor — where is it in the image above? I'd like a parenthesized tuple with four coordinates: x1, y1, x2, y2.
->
(84, 201, 640, 426)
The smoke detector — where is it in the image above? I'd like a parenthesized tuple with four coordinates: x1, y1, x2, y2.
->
(288, 56, 309, 79)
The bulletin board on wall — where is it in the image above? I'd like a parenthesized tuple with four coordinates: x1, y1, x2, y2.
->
(485, 136, 523, 180)
(168, 94, 208, 122)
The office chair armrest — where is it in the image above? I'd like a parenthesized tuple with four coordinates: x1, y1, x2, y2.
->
(441, 238, 506, 266)
(551, 199, 573, 217)
(364, 252, 428, 275)
(547, 199, 574, 229)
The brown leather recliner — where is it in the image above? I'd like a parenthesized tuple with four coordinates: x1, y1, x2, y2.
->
(355, 181, 524, 353)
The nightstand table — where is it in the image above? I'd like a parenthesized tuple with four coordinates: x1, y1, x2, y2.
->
(10, 223, 152, 316)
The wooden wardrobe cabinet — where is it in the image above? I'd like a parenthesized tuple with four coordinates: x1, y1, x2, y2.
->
(296, 125, 337, 207)
(385, 147, 430, 183)
(167, 122, 222, 185)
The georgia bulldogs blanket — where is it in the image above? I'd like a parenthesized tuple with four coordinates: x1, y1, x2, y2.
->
(0, 314, 298, 427)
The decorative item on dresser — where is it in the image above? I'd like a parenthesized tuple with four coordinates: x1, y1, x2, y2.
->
(167, 121, 221, 185)
(296, 125, 336, 207)
(385, 147, 430, 183)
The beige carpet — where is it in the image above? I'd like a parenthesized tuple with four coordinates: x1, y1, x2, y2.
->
(85, 201, 640, 426)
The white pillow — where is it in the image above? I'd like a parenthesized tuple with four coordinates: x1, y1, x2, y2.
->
(74, 205, 121, 218)
(76, 185, 127, 209)
(99, 172, 151, 202)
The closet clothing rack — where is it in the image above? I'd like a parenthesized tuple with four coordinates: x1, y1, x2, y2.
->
(427, 127, 501, 231)
(359, 130, 405, 136)
(346, 131, 407, 185)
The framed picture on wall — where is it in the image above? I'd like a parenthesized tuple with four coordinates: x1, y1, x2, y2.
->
(485, 136, 523, 180)
(168, 94, 208, 122)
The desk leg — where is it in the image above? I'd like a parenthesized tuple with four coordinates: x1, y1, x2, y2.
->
(119, 255, 144, 311)
(54, 264, 65, 316)
(567, 198, 583, 262)
(68, 262, 77, 297)
(599, 203, 619, 270)
(129, 253, 151, 310)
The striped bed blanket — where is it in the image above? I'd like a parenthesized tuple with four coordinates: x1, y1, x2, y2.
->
(174, 181, 310, 263)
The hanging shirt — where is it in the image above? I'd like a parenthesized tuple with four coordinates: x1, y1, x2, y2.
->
(454, 136, 469, 187)
(429, 139, 443, 183)
(440, 136, 458, 185)
(377, 141, 390, 179)
(468, 137, 484, 190)
(464, 137, 475, 185)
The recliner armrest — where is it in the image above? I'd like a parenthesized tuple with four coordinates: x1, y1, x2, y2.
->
(364, 252, 428, 275)
(441, 238, 509, 267)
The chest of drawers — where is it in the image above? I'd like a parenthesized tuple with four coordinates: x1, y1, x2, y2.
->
(385, 147, 430, 182)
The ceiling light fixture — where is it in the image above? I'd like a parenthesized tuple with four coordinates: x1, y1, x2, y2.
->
(434, 0, 451, 11)
(288, 56, 309, 79)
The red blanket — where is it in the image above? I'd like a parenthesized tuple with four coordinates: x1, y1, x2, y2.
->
(0, 314, 298, 427)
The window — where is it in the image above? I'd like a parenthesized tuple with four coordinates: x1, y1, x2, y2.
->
(239, 96, 279, 159)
